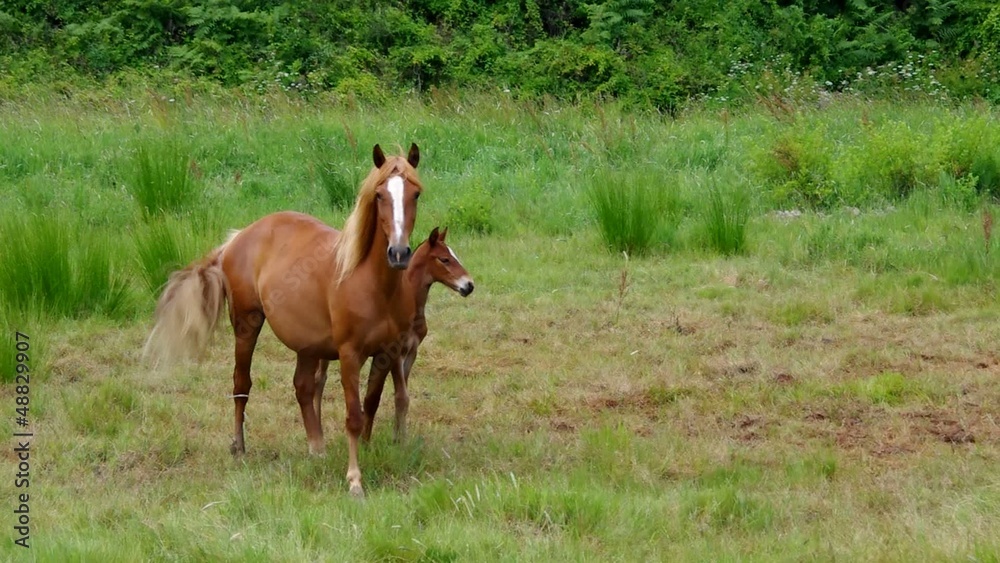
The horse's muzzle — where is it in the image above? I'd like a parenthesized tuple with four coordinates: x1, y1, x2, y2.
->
(387, 245, 412, 269)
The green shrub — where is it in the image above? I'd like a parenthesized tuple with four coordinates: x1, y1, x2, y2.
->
(445, 186, 495, 235)
(755, 124, 840, 209)
(936, 115, 1000, 199)
(862, 121, 936, 200)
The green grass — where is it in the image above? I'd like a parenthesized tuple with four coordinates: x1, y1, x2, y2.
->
(1, 89, 1000, 560)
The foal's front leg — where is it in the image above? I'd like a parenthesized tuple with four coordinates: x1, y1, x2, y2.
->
(390, 356, 409, 442)
(362, 354, 391, 442)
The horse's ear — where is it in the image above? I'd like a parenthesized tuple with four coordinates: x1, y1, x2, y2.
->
(407, 143, 420, 168)
(428, 226, 440, 246)
(373, 144, 386, 168)
(439, 227, 448, 241)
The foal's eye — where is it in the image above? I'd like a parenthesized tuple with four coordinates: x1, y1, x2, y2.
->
(414, 192, 420, 200)
(375, 192, 383, 201)
(438, 257, 450, 264)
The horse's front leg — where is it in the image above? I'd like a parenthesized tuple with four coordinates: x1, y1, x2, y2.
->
(339, 352, 365, 497)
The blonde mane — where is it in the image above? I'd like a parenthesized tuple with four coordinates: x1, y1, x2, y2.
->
(333, 155, 421, 284)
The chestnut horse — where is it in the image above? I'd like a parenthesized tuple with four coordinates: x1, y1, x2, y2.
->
(311, 227, 474, 443)
(145, 144, 423, 497)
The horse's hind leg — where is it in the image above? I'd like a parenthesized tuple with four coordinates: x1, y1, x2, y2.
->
(314, 360, 329, 430)
(293, 353, 324, 455)
(231, 309, 264, 455)
(362, 354, 390, 442)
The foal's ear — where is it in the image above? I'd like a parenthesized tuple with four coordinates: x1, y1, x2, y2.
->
(428, 226, 440, 246)
(373, 144, 386, 169)
(439, 226, 448, 241)
(407, 143, 420, 168)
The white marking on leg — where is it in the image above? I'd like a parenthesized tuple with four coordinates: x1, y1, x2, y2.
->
(387, 176, 405, 245)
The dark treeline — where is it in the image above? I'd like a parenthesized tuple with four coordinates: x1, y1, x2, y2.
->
(2, 0, 999, 108)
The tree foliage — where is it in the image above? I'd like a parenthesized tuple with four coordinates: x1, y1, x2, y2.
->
(1, 0, 997, 107)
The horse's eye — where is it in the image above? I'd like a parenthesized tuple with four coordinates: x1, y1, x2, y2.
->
(414, 192, 421, 200)
(375, 192, 382, 201)
(438, 257, 450, 264)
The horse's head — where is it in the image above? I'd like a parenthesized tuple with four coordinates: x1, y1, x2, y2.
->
(372, 143, 422, 269)
(424, 227, 474, 297)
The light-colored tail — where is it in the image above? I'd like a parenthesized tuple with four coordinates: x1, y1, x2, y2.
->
(143, 234, 237, 366)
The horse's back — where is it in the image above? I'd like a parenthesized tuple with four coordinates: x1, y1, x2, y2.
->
(222, 211, 341, 353)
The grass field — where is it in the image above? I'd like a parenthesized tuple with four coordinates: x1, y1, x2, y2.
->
(2, 88, 1000, 560)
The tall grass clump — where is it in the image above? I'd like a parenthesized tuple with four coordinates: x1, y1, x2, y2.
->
(700, 180, 752, 256)
(0, 215, 132, 319)
(309, 130, 362, 211)
(0, 312, 18, 384)
(128, 139, 199, 218)
(588, 170, 677, 255)
(135, 218, 199, 295)
(313, 149, 359, 211)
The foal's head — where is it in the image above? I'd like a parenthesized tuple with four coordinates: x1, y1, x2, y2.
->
(372, 143, 422, 269)
(422, 227, 474, 297)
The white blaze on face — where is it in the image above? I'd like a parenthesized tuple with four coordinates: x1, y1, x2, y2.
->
(387, 176, 405, 244)
(447, 246, 461, 265)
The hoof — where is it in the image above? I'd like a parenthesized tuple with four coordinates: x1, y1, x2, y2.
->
(230, 441, 245, 456)
(349, 483, 365, 499)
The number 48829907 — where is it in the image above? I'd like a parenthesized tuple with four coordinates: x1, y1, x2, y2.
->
(15, 332, 29, 414)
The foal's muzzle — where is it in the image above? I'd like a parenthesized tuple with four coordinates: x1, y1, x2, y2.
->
(459, 280, 475, 297)
(387, 245, 412, 269)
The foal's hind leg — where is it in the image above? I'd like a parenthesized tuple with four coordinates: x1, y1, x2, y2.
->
(231, 310, 264, 455)
(293, 353, 325, 455)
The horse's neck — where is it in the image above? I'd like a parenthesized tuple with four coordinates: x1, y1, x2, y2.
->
(360, 228, 405, 295)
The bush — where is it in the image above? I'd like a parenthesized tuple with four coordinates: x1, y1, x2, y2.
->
(755, 124, 840, 209)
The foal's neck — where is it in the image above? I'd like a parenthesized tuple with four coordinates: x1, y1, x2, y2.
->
(405, 256, 433, 324)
